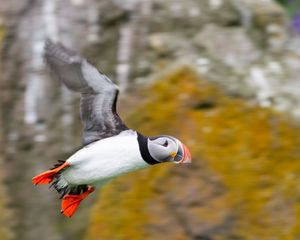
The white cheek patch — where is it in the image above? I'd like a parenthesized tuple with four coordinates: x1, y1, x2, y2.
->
(147, 138, 179, 162)
(147, 142, 168, 161)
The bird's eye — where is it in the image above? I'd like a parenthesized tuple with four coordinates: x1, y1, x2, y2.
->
(162, 140, 168, 147)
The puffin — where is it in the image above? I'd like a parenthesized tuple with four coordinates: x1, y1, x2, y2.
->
(32, 39, 192, 218)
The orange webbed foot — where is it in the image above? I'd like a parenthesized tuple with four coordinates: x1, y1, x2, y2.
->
(32, 162, 70, 185)
(61, 186, 94, 218)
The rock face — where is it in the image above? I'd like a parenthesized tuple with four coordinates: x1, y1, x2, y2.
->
(0, 0, 300, 240)
(194, 24, 260, 69)
(86, 67, 300, 239)
(91, 0, 300, 118)
(1, 0, 103, 240)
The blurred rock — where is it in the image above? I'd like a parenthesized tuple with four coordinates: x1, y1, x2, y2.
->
(99, 1, 129, 25)
(86, 67, 300, 240)
(1, 0, 102, 240)
(108, 0, 299, 119)
(233, 0, 289, 51)
(148, 33, 191, 57)
(1, 0, 300, 240)
(194, 24, 260, 69)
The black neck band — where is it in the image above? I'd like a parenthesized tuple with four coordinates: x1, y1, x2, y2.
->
(137, 132, 160, 165)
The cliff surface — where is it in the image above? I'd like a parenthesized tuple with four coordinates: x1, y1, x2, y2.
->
(0, 0, 300, 239)
(86, 67, 300, 240)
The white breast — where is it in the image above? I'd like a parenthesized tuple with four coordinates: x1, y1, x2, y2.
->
(62, 130, 149, 186)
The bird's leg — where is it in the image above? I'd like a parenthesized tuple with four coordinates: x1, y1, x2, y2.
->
(61, 186, 94, 218)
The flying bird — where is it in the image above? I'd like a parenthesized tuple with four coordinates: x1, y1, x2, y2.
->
(32, 39, 192, 218)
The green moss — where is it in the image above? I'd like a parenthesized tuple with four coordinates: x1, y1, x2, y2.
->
(86, 67, 300, 240)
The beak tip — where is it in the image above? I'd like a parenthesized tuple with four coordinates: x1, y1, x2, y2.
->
(183, 157, 192, 164)
(179, 143, 192, 164)
(181, 155, 192, 164)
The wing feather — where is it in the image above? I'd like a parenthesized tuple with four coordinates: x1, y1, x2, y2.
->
(44, 39, 128, 145)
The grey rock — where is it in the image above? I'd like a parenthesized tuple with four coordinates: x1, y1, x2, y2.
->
(194, 24, 260, 69)
(1, 0, 300, 240)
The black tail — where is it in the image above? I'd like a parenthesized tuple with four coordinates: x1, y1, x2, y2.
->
(48, 160, 89, 199)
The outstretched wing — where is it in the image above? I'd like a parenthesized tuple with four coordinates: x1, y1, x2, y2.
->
(44, 39, 128, 146)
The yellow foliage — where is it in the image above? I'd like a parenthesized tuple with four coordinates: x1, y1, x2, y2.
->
(85, 67, 300, 240)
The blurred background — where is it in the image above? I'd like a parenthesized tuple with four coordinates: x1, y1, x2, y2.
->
(1, 0, 300, 239)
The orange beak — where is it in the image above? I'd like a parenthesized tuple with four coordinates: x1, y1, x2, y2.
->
(178, 143, 192, 164)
